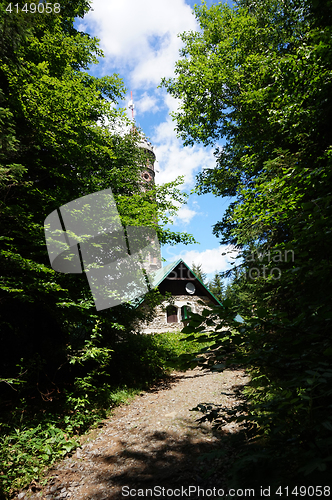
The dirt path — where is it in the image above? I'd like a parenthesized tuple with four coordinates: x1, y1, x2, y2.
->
(17, 368, 249, 500)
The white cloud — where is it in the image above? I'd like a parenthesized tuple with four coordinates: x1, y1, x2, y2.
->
(174, 205, 198, 225)
(163, 93, 182, 115)
(80, 0, 223, 231)
(163, 246, 239, 276)
(153, 115, 216, 188)
(79, 0, 218, 192)
(135, 92, 160, 114)
(78, 0, 197, 87)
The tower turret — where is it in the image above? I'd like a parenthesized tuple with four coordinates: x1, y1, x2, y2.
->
(128, 92, 161, 272)
(138, 137, 156, 188)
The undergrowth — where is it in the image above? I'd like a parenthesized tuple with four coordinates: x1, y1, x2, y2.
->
(0, 331, 210, 499)
(0, 387, 138, 497)
(179, 303, 332, 494)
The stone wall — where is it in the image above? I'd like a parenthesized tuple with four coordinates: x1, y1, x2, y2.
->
(139, 295, 214, 334)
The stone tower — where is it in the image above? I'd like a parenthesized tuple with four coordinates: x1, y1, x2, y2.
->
(138, 137, 156, 189)
(128, 94, 162, 273)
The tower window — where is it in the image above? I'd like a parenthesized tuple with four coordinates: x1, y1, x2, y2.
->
(143, 172, 151, 181)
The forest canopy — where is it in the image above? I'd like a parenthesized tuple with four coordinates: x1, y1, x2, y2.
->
(0, 0, 193, 371)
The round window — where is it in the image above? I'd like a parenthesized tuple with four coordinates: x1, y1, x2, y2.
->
(185, 282, 195, 294)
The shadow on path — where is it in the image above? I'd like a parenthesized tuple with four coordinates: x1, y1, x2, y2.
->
(19, 369, 249, 500)
(82, 424, 242, 499)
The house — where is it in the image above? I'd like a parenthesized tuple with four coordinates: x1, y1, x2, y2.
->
(138, 258, 222, 334)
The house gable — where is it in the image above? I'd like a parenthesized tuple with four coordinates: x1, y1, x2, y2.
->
(138, 259, 222, 334)
(157, 260, 221, 306)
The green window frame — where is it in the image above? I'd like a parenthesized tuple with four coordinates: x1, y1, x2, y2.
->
(181, 305, 191, 321)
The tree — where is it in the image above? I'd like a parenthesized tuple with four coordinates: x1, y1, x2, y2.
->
(163, 0, 332, 486)
(191, 262, 207, 285)
(0, 0, 193, 424)
(208, 272, 224, 303)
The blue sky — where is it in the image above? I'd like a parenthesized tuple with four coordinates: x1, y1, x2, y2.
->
(77, 0, 237, 280)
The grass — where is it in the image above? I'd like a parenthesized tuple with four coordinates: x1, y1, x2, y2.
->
(152, 330, 213, 368)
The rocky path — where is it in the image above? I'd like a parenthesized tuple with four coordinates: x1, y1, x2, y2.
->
(16, 368, 249, 500)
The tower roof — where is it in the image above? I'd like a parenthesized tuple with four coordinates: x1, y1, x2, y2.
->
(128, 92, 155, 158)
(138, 137, 155, 156)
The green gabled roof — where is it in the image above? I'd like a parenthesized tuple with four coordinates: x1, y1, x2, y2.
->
(147, 259, 182, 289)
(135, 258, 244, 322)
(138, 258, 223, 307)
(176, 259, 223, 306)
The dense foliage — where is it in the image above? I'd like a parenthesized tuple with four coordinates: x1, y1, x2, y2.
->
(0, 2, 195, 496)
(0, 330, 212, 496)
(163, 0, 332, 489)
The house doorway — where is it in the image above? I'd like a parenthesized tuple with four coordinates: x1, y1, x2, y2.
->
(166, 306, 178, 323)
